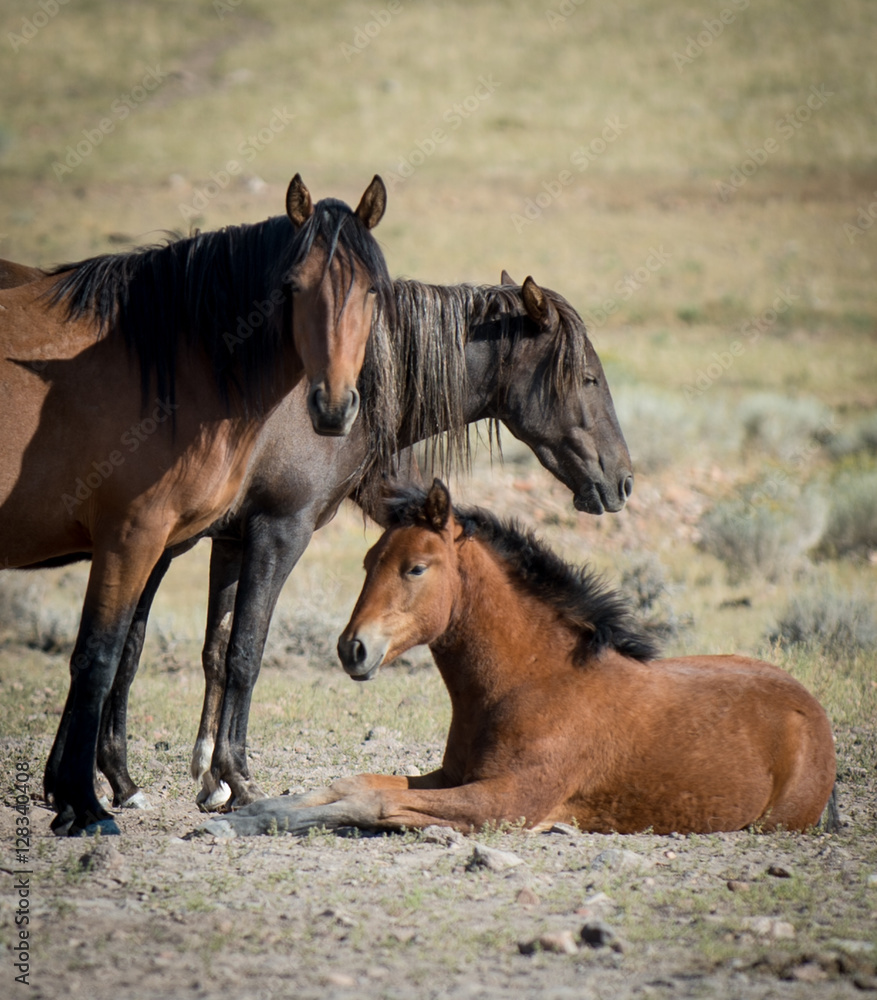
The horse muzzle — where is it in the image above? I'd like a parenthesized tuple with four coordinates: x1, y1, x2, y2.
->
(307, 381, 361, 437)
(337, 633, 386, 681)
(574, 472, 633, 514)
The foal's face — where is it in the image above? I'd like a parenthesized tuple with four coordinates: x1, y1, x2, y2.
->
(337, 523, 459, 681)
(288, 244, 375, 438)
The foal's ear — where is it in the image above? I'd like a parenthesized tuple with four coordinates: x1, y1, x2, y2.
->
(521, 275, 559, 329)
(354, 175, 387, 230)
(500, 269, 516, 286)
(286, 174, 314, 227)
(423, 479, 451, 532)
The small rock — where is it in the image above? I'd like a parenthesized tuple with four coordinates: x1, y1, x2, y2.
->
(324, 972, 357, 987)
(767, 864, 792, 878)
(574, 891, 615, 919)
(79, 843, 124, 872)
(580, 920, 625, 952)
(541, 930, 580, 955)
(741, 916, 795, 939)
(590, 849, 652, 872)
(727, 880, 750, 893)
(319, 907, 356, 928)
(389, 928, 416, 945)
(518, 930, 579, 956)
(421, 826, 466, 849)
(515, 887, 540, 906)
(466, 843, 524, 872)
(546, 823, 580, 836)
(829, 939, 875, 955)
(867, 873, 877, 887)
(787, 962, 828, 983)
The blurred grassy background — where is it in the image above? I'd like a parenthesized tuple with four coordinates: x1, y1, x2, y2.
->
(1, 0, 875, 744)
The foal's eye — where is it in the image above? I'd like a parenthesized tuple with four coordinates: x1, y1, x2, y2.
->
(406, 564, 428, 578)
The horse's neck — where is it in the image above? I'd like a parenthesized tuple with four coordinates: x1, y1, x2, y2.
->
(392, 285, 526, 449)
(430, 537, 573, 706)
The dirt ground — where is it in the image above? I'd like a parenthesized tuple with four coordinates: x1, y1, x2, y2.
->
(2, 705, 875, 1000)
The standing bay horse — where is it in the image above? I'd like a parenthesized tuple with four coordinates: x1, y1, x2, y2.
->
(53, 271, 634, 816)
(0, 174, 392, 834)
(208, 480, 836, 837)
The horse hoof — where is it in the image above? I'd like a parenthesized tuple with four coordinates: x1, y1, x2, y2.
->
(197, 781, 232, 813)
(120, 790, 151, 810)
(50, 813, 75, 838)
(197, 819, 237, 838)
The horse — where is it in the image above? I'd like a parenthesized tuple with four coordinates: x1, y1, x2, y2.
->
(206, 479, 836, 837)
(70, 270, 636, 816)
(0, 258, 43, 287)
(0, 174, 392, 834)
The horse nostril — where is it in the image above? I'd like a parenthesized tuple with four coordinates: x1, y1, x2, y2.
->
(621, 474, 634, 499)
(308, 383, 326, 413)
(338, 636, 366, 668)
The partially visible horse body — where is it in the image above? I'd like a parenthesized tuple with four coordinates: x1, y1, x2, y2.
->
(211, 480, 836, 837)
(94, 273, 635, 813)
(0, 175, 391, 834)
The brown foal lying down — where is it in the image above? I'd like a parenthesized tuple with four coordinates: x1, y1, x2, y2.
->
(203, 480, 836, 838)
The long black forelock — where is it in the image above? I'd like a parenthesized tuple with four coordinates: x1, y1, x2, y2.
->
(382, 485, 659, 664)
(279, 198, 395, 331)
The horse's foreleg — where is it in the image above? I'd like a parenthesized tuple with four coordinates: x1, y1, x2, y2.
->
(49, 541, 166, 836)
(211, 515, 315, 809)
(97, 550, 173, 809)
(201, 774, 532, 837)
(191, 538, 242, 810)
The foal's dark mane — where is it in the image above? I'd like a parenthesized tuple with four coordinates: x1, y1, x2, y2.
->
(354, 279, 596, 511)
(47, 199, 395, 423)
(387, 487, 659, 664)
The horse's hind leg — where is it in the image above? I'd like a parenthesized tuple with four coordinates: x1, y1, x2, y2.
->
(193, 538, 241, 810)
(97, 550, 173, 809)
(49, 540, 166, 836)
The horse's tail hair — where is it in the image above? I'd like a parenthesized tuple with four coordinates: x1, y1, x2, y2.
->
(816, 785, 841, 834)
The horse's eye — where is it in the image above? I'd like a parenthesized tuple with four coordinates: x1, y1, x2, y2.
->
(584, 372, 599, 386)
(406, 564, 427, 578)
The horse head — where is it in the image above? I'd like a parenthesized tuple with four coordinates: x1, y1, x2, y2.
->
(498, 275, 634, 514)
(284, 174, 390, 437)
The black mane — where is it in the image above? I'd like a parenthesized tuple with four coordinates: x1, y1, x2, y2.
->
(46, 198, 395, 420)
(385, 486, 660, 664)
(353, 279, 596, 510)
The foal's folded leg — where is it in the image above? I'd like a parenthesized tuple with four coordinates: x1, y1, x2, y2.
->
(196, 772, 556, 837)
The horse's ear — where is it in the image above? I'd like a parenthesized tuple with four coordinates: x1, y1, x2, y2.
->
(423, 479, 451, 532)
(354, 175, 387, 230)
(500, 269, 516, 286)
(286, 174, 314, 227)
(521, 275, 559, 329)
